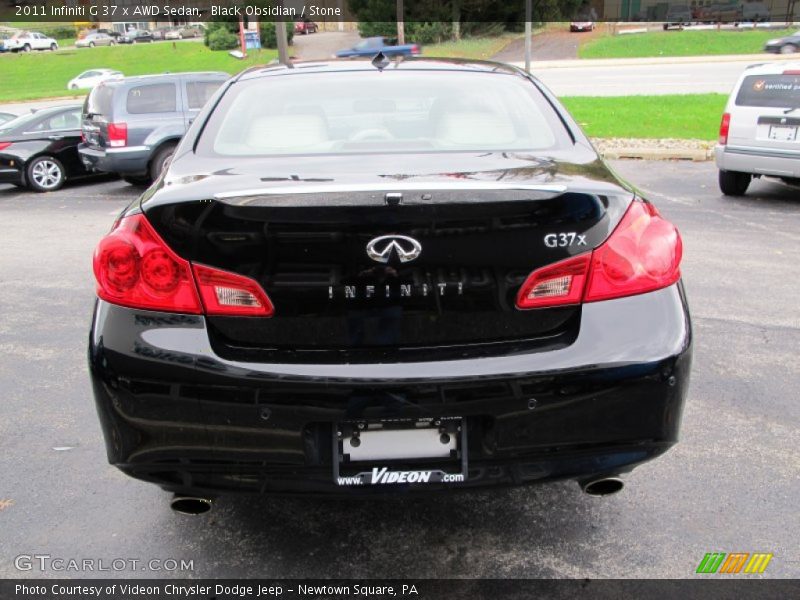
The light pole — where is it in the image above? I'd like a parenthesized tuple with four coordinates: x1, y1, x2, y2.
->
(524, 0, 532, 73)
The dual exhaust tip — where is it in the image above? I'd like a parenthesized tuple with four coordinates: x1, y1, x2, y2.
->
(169, 477, 624, 513)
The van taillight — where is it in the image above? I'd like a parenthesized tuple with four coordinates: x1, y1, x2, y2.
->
(93, 214, 274, 316)
(107, 122, 127, 147)
(719, 112, 731, 145)
(516, 200, 682, 309)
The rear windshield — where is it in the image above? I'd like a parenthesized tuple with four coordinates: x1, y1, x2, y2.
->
(736, 74, 800, 109)
(199, 71, 564, 156)
(85, 85, 114, 117)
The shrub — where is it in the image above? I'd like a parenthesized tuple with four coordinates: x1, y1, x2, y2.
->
(259, 21, 294, 49)
(207, 28, 239, 51)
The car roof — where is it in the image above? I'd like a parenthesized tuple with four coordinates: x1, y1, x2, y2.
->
(743, 61, 800, 75)
(236, 57, 526, 83)
(104, 71, 229, 85)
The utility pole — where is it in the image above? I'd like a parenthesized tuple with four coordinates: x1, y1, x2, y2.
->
(397, 0, 405, 45)
(524, 0, 532, 73)
(276, 18, 289, 64)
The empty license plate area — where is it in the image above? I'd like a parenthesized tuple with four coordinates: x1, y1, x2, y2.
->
(334, 417, 467, 486)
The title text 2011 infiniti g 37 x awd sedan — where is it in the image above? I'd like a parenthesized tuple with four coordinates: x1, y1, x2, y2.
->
(89, 59, 691, 507)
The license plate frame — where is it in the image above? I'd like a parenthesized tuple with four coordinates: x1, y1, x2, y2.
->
(768, 124, 798, 141)
(333, 417, 467, 487)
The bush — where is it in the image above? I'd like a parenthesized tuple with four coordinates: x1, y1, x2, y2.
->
(259, 21, 294, 49)
(207, 28, 239, 51)
(40, 25, 77, 40)
(357, 21, 452, 44)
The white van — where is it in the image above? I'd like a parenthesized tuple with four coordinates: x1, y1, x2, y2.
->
(716, 62, 800, 195)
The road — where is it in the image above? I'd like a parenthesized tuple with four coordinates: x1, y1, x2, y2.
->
(0, 160, 798, 579)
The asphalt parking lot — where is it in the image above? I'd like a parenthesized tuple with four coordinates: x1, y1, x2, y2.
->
(0, 160, 798, 579)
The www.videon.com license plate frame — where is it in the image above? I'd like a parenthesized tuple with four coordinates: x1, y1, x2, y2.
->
(333, 416, 468, 487)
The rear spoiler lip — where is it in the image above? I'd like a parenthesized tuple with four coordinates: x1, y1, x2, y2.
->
(214, 182, 568, 203)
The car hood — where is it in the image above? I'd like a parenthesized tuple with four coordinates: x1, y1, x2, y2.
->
(142, 147, 632, 209)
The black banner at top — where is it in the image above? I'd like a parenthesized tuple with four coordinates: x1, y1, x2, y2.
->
(2, 0, 800, 24)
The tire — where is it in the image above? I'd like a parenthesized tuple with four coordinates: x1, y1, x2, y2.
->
(122, 175, 151, 186)
(110, 41, 116, 46)
(26, 156, 66, 192)
(719, 170, 751, 196)
(89, 42, 95, 48)
(70, 84, 78, 90)
(22, 44, 31, 53)
(50, 43, 57, 51)
(150, 144, 177, 181)
(780, 44, 797, 54)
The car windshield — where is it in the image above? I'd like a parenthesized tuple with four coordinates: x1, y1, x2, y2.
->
(204, 71, 560, 156)
(736, 74, 800, 109)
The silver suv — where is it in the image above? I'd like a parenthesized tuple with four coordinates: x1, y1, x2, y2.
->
(716, 62, 800, 195)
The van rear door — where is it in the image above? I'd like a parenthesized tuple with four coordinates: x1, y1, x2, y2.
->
(728, 72, 800, 153)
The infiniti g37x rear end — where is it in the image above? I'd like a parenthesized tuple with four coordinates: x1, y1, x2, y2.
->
(88, 60, 691, 497)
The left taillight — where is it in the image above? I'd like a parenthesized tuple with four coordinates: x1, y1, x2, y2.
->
(0, 142, 12, 152)
(93, 214, 274, 316)
(515, 200, 682, 309)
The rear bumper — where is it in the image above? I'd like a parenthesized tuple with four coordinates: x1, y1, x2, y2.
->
(78, 144, 150, 175)
(715, 144, 800, 178)
(88, 284, 692, 495)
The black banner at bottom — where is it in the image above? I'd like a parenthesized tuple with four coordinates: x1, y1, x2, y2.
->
(1, 579, 799, 600)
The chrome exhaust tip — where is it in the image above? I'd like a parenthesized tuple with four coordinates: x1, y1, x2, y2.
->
(170, 494, 213, 515)
(580, 476, 624, 497)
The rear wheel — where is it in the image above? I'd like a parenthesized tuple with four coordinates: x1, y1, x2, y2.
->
(150, 144, 177, 181)
(89, 42, 95, 48)
(780, 44, 798, 54)
(27, 156, 65, 192)
(22, 44, 31, 52)
(122, 175, 151, 186)
(50, 43, 57, 51)
(719, 170, 751, 196)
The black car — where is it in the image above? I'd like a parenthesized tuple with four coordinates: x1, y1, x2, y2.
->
(764, 30, 800, 54)
(79, 72, 228, 185)
(89, 60, 691, 510)
(119, 30, 154, 44)
(0, 105, 93, 191)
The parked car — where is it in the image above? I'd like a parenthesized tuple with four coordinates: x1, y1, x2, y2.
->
(0, 112, 16, 126)
(335, 37, 421, 58)
(67, 69, 124, 90)
(716, 62, 800, 195)
(75, 32, 116, 48)
(0, 105, 95, 192)
(165, 25, 203, 40)
(88, 59, 690, 505)
(569, 21, 595, 32)
(78, 72, 228, 185)
(764, 31, 800, 54)
(152, 27, 173, 40)
(663, 4, 694, 29)
(2, 31, 58, 52)
(96, 28, 123, 41)
(295, 18, 319, 34)
(119, 30, 154, 44)
(696, 1, 741, 23)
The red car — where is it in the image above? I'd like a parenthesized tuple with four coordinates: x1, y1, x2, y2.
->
(294, 18, 318, 34)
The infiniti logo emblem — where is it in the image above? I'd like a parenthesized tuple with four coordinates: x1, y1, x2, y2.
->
(366, 235, 422, 264)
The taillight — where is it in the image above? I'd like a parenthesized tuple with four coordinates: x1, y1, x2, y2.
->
(515, 200, 682, 309)
(93, 214, 275, 316)
(719, 112, 730, 145)
(411, 44, 420, 54)
(193, 263, 274, 317)
(107, 122, 127, 148)
(93, 214, 202, 313)
(516, 254, 590, 309)
(0, 142, 11, 152)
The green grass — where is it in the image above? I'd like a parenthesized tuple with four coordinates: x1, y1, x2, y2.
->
(0, 42, 278, 102)
(424, 33, 521, 60)
(561, 94, 727, 140)
(579, 28, 795, 59)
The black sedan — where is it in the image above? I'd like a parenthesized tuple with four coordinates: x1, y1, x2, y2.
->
(764, 30, 800, 54)
(89, 59, 691, 511)
(0, 105, 92, 192)
(118, 30, 154, 44)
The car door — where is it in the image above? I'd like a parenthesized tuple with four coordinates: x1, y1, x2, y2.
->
(182, 77, 225, 130)
(34, 33, 48, 50)
(23, 108, 85, 174)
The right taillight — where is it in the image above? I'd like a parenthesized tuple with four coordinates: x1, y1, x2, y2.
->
(583, 200, 682, 303)
(515, 200, 682, 309)
(107, 122, 127, 148)
(719, 112, 730, 145)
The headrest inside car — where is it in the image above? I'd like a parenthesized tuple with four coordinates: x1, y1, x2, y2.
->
(436, 111, 517, 146)
(246, 115, 328, 151)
